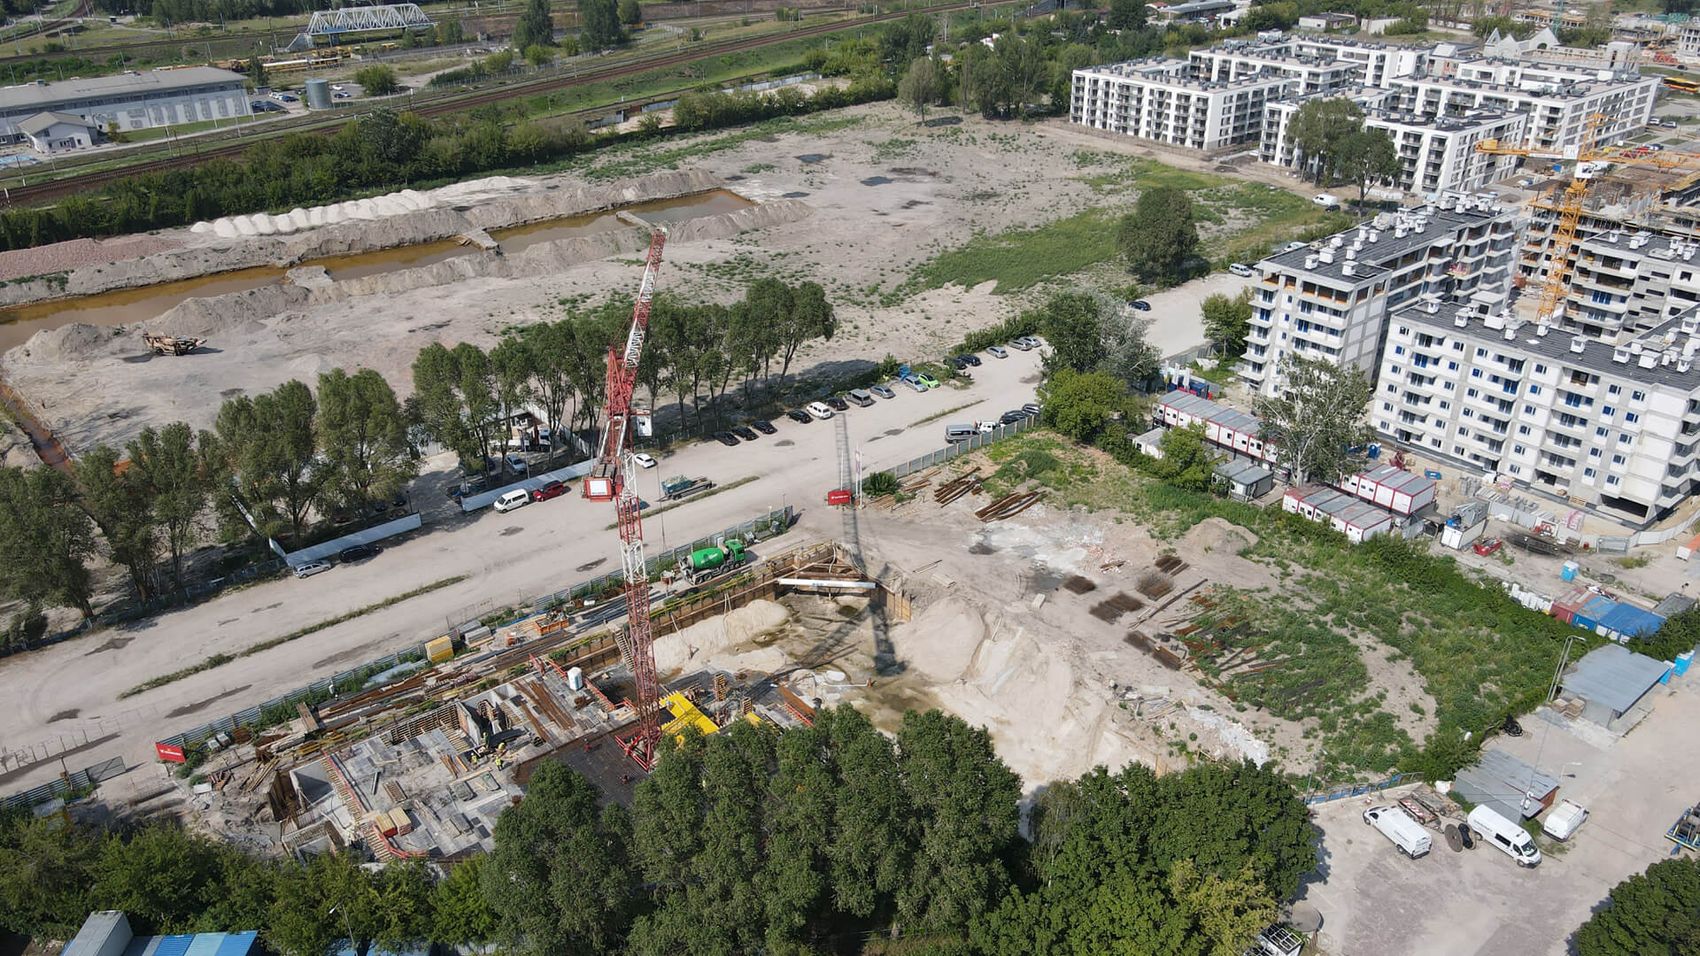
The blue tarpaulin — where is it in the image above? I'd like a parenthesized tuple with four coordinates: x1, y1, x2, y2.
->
(1602, 602, 1666, 641)
(1576, 595, 1616, 631)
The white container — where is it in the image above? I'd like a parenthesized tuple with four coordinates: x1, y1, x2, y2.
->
(566, 666, 584, 692)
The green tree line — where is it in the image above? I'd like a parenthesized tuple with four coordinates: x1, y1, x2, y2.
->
(0, 706, 1317, 955)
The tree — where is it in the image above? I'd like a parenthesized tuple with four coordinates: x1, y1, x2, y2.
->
(1253, 353, 1373, 485)
(1637, 606, 1700, 663)
(898, 56, 940, 123)
(316, 368, 416, 513)
(1118, 186, 1199, 284)
(435, 18, 465, 44)
(523, 43, 555, 67)
(1039, 291, 1107, 375)
(514, 0, 556, 48)
(0, 466, 96, 617)
(880, 12, 932, 68)
(1102, 306, 1159, 389)
(244, 381, 321, 540)
(778, 280, 835, 383)
(127, 423, 209, 591)
(247, 55, 268, 90)
(1288, 97, 1365, 185)
(486, 762, 636, 954)
(1575, 857, 1700, 956)
(1337, 128, 1400, 209)
(1158, 423, 1215, 491)
(1106, 0, 1146, 30)
(1037, 369, 1128, 442)
(579, 0, 624, 49)
(76, 444, 160, 601)
(91, 825, 228, 934)
(1201, 289, 1253, 361)
(991, 33, 1047, 118)
(0, 816, 101, 939)
(617, 0, 641, 26)
(354, 64, 400, 96)
(431, 856, 496, 947)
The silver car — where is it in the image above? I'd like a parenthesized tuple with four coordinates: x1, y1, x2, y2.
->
(870, 384, 896, 399)
(987, 345, 1008, 359)
(293, 560, 332, 579)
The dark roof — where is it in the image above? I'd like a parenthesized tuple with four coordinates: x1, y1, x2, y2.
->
(1397, 306, 1700, 390)
(18, 110, 96, 135)
(1453, 749, 1557, 820)
(0, 68, 242, 115)
(1259, 205, 1511, 286)
(1562, 644, 1669, 714)
(1655, 593, 1696, 618)
(1214, 458, 1271, 484)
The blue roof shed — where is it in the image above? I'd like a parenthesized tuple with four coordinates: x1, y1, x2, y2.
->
(1575, 595, 1616, 631)
(1601, 602, 1665, 642)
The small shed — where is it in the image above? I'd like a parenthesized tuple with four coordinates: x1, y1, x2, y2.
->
(1559, 644, 1670, 733)
(1341, 465, 1437, 517)
(1298, 11, 1358, 29)
(1131, 425, 1167, 459)
(1452, 748, 1559, 821)
(1599, 602, 1665, 643)
(1574, 595, 1616, 633)
(1214, 458, 1273, 501)
(1655, 592, 1696, 620)
(19, 110, 99, 152)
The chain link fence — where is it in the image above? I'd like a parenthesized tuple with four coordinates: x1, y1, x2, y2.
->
(2, 756, 127, 813)
(887, 418, 1035, 480)
(1301, 771, 1416, 806)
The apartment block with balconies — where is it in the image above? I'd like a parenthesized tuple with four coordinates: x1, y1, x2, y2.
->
(1561, 231, 1700, 341)
(1240, 196, 1519, 398)
(1070, 60, 1291, 150)
(1375, 306, 1700, 526)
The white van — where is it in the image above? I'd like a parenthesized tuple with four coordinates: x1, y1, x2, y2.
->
(1364, 805, 1431, 859)
(1468, 805, 1542, 867)
(493, 489, 530, 513)
(806, 401, 835, 420)
(1542, 800, 1588, 841)
(1313, 193, 1341, 208)
(945, 424, 978, 443)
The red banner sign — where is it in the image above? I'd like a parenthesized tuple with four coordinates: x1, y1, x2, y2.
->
(155, 742, 186, 763)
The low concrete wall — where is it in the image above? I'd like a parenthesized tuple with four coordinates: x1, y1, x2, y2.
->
(284, 512, 423, 565)
(459, 460, 595, 512)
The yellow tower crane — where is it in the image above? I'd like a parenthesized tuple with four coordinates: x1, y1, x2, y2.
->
(1475, 115, 1700, 326)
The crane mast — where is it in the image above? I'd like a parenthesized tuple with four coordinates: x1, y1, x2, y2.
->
(584, 229, 667, 769)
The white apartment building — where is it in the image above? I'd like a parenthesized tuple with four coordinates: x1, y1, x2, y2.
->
(1261, 96, 1526, 197)
(1374, 305, 1700, 525)
(1563, 231, 1700, 340)
(1390, 70, 1659, 154)
(1189, 44, 1361, 96)
(1070, 60, 1289, 150)
(1287, 36, 1430, 88)
(1240, 196, 1518, 398)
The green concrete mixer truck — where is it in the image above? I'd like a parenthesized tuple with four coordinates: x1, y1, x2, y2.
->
(686, 539, 748, 584)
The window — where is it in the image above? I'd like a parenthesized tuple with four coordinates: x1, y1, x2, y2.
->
(1535, 364, 1547, 374)
(1602, 406, 1615, 417)
(1382, 401, 1393, 411)
(1585, 467, 1597, 479)
(1633, 390, 1646, 402)
(1394, 345, 1405, 355)
(1620, 433, 1633, 444)
(1607, 475, 1620, 486)
(1448, 360, 1458, 371)
(1475, 347, 1487, 357)
(1590, 448, 1602, 458)
(1613, 454, 1626, 465)
(1525, 405, 1535, 415)
(1514, 444, 1526, 454)
(1609, 384, 1621, 396)
(1626, 412, 1640, 424)
(1460, 428, 1471, 437)
(1529, 385, 1541, 395)
(1596, 426, 1609, 437)
(1518, 425, 1530, 435)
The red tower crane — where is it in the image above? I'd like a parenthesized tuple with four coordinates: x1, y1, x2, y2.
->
(583, 229, 666, 769)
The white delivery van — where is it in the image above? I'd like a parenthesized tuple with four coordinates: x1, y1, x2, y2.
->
(1363, 805, 1431, 858)
(1469, 805, 1542, 867)
(1542, 800, 1588, 841)
(806, 401, 835, 420)
(493, 489, 530, 513)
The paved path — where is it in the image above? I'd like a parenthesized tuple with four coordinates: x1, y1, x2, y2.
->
(0, 349, 1049, 800)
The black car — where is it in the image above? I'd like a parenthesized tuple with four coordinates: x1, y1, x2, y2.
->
(959, 353, 982, 367)
(825, 396, 849, 411)
(732, 425, 759, 441)
(339, 544, 381, 563)
(950, 356, 970, 371)
(1000, 410, 1028, 425)
(786, 409, 813, 424)
(751, 419, 776, 435)
(714, 431, 741, 446)
(1129, 299, 1152, 311)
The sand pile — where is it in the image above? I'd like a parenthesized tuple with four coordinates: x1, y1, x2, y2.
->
(194, 188, 437, 239)
(1182, 516, 1257, 555)
(653, 598, 791, 676)
(894, 596, 987, 683)
(13, 323, 126, 363)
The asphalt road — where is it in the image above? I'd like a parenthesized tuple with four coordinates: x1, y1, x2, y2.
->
(0, 347, 1050, 797)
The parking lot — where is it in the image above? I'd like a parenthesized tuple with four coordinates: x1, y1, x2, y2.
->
(1299, 676, 1700, 955)
(0, 347, 1046, 798)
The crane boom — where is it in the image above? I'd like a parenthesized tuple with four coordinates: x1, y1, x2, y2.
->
(586, 229, 667, 769)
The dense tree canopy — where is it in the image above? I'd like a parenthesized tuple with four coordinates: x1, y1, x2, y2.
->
(1119, 186, 1200, 284)
(1253, 354, 1374, 485)
(1575, 857, 1700, 956)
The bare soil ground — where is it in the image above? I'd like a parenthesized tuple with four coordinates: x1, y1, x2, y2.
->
(0, 102, 1302, 455)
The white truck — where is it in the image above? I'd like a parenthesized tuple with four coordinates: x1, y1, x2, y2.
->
(1364, 804, 1432, 859)
(1469, 805, 1542, 867)
(1542, 799, 1589, 841)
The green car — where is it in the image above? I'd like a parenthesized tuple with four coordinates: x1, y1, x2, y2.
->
(915, 372, 941, 389)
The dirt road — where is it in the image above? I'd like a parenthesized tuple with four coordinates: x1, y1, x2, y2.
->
(0, 348, 1052, 799)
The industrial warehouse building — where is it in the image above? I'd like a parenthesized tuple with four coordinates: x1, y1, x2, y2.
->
(0, 67, 249, 145)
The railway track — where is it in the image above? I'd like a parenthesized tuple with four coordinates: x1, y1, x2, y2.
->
(0, 4, 975, 206)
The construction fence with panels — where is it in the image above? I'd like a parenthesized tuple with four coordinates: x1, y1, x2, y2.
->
(887, 418, 1035, 480)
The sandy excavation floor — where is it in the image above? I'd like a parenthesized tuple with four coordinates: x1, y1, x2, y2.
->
(3, 102, 1229, 455)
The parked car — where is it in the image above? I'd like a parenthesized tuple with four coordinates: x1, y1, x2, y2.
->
(786, 409, 814, 423)
(901, 377, 928, 392)
(870, 383, 896, 399)
(1022, 402, 1041, 417)
(959, 353, 981, 367)
(750, 419, 776, 435)
(986, 345, 1008, 359)
(1008, 339, 1033, 351)
(503, 453, 529, 474)
(1364, 805, 1431, 859)
(915, 372, 940, 389)
(1661, 119, 1680, 129)
(1542, 799, 1589, 841)
(999, 410, 1028, 425)
(531, 480, 568, 502)
(1313, 193, 1341, 208)
(845, 388, 875, 407)
(1228, 262, 1254, 277)
(338, 543, 382, 562)
(950, 355, 971, 371)
(293, 560, 332, 579)
(333, 91, 351, 99)
(806, 401, 835, 420)
(825, 395, 849, 411)
(492, 489, 530, 513)
(1467, 806, 1541, 867)
(714, 431, 741, 446)
(1128, 299, 1152, 312)
(732, 425, 759, 441)
(1014, 335, 1042, 349)
(1473, 537, 1503, 556)
(633, 452, 657, 469)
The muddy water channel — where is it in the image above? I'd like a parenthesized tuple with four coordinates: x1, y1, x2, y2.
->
(0, 190, 754, 354)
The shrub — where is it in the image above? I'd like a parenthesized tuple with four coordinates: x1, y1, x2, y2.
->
(863, 471, 899, 497)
